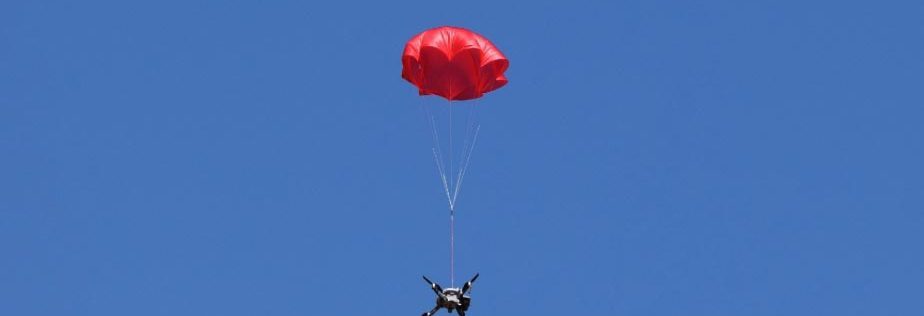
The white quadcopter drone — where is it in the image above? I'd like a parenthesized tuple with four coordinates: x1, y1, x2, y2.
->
(421, 274, 479, 316)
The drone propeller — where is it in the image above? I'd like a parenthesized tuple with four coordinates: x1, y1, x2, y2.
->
(461, 273, 479, 294)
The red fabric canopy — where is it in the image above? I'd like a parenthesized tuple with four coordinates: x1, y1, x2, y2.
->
(402, 26, 509, 101)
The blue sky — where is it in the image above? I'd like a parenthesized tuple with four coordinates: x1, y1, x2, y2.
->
(2, 0, 922, 315)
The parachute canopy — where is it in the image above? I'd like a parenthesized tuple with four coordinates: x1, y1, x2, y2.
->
(402, 26, 509, 101)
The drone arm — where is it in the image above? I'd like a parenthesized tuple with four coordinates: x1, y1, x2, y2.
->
(422, 276, 445, 297)
(422, 305, 441, 316)
(461, 273, 479, 294)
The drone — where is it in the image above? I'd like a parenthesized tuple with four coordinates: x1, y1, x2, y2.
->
(421, 273, 479, 316)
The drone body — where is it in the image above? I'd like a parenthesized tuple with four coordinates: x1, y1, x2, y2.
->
(422, 274, 479, 316)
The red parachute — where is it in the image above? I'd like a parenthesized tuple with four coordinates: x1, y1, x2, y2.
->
(401, 26, 509, 101)
(402, 26, 508, 290)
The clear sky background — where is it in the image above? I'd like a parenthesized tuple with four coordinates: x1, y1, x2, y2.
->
(2, 1, 922, 315)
